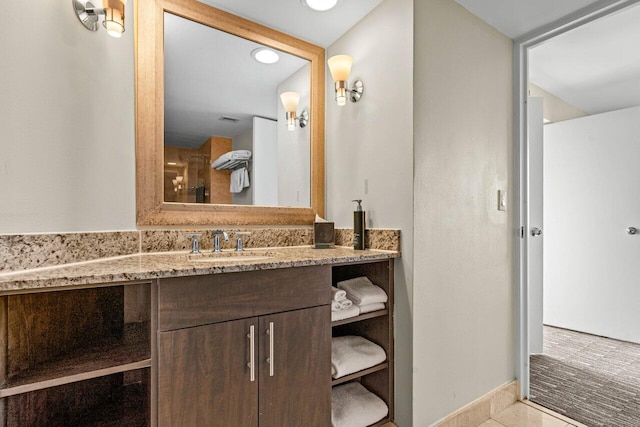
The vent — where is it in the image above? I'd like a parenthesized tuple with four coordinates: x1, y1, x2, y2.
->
(219, 115, 240, 123)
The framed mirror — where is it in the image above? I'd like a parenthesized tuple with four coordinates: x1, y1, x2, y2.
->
(135, 0, 325, 226)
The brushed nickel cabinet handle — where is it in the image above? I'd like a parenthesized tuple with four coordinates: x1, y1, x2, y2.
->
(266, 322, 274, 377)
(247, 325, 255, 382)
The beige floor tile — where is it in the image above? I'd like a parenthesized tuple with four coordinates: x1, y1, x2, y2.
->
(492, 402, 570, 427)
(479, 420, 505, 427)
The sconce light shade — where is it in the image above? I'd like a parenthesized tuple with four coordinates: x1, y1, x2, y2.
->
(327, 54, 363, 106)
(327, 55, 353, 82)
(280, 91, 300, 112)
(280, 92, 300, 131)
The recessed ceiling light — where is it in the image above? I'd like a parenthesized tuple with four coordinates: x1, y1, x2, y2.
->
(167, 162, 177, 166)
(251, 47, 280, 64)
(301, 0, 338, 12)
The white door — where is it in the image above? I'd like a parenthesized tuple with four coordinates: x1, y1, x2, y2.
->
(542, 107, 640, 343)
(527, 97, 544, 355)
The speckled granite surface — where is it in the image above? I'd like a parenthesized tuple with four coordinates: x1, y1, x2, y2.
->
(1, 228, 400, 273)
(140, 228, 314, 253)
(335, 229, 401, 252)
(0, 246, 399, 293)
(0, 232, 139, 273)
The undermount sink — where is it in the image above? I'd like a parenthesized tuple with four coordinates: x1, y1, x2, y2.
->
(186, 250, 278, 263)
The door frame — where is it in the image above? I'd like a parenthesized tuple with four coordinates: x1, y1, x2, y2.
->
(513, 0, 640, 399)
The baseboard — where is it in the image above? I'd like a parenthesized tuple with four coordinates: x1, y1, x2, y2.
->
(433, 381, 519, 427)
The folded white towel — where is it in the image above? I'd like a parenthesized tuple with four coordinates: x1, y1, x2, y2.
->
(339, 299, 353, 310)
(337, 276, 387, 306)
(230, 168, 245, 193)
(331, 336, 386, 379)
(331, 382, 388, 427)
(331, 287, 347, 302)
(212, 150, 252, 169)
(331, 301, 342, 312)
(359, 302, 385, 314)
(331, 305, 360, 322)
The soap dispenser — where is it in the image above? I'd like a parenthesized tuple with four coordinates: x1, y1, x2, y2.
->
(352, 199, 365, 250)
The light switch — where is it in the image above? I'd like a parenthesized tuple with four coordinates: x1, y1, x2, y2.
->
(498, 190, 507, 211)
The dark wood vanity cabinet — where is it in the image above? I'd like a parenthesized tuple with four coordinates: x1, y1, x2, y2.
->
(157, 266, 332, 427)
(158, 318, 258, 426)
(0, 258, 394, 426)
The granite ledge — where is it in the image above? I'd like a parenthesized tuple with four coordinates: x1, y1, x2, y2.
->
(0, 246, 399, 294)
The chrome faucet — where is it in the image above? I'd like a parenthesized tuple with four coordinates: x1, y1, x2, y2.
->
(183, 232, 203, 254)
(212, 230, 229, 253)
(235, 232, 251, 252)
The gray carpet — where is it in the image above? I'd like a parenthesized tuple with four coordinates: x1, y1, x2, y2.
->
(530, 326, 640, 427)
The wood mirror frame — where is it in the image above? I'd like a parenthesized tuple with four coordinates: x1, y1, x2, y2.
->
(135, 0, 325, 226)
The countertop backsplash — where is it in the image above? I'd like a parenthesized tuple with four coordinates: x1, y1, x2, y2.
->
(1, 228, 400, 273)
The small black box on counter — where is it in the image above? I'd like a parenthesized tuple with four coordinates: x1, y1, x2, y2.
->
(314, 222, 335, 249)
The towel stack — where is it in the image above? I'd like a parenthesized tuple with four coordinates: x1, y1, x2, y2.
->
(331, 336, 386, 379)
(331, 382, 388, 427)
(331, 287, 360, 322)
(337, 276, 388, 314)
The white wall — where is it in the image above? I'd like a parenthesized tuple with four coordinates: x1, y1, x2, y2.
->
(528, 83, 588, 123)
(252, 117, 278, 206)
(325, 0, 414, 424)
(413, 0, 514, 424)
(0, 0, 136, 234)
(277, 64, 311, 207)
(544, 106, 640, 344)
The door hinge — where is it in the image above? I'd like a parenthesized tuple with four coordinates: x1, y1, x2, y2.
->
(520, 226, 525, 238)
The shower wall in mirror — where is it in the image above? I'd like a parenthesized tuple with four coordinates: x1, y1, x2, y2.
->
(163, 12, 311, 207)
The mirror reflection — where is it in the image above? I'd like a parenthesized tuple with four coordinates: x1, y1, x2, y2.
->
(163, 12, 311, 207)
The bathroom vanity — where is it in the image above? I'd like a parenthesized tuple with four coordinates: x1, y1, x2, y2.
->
(0, 247, 397, 426)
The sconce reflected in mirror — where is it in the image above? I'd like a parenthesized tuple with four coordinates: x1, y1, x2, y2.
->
(327, 54, 364, 106)
(172, 175, 184, 192)
(279, 91, 309, 131)
(73, 0, 127, 38)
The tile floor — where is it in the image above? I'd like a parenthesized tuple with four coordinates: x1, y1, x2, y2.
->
(480, 402, 585, 427)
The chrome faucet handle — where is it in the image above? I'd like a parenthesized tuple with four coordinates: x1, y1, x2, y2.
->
(212, 230, 229, 253)
(183, 232, 203, 254)
(235, 232, 251, 252)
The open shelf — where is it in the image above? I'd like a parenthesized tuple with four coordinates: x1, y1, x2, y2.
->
(332, 309, 388, 327)
(332, 362, 389, 386)
(3, 368, 150, 427)
(331, 260, 394, 424)
(1, 322, 150, 398)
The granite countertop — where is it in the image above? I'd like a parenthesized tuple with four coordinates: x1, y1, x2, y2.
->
(0, 246, 399, 293)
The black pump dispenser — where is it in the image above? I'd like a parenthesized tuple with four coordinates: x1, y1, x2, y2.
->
(352, 199, 365, 250)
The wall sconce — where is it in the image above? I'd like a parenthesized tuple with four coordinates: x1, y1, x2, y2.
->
(73, 0, 127, 38)
(327, 54, 364, 106)
(279, 92, 309, 131)
(172, 176, 184, 192)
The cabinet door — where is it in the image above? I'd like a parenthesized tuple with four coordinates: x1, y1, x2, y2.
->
(158, 318, 258, 427)
(259, 306, 331, 427)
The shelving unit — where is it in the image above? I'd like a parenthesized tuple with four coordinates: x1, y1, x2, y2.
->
(331, 259, 395, 426)
(0, 283, 152, 426)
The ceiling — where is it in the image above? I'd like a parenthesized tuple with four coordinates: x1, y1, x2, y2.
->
(529, 3, 640, 115)
(455, 0, 602, 39)
(197, 0, 383, 47)
(457, 0, 640, 116)
(164, 0, 384, 149)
